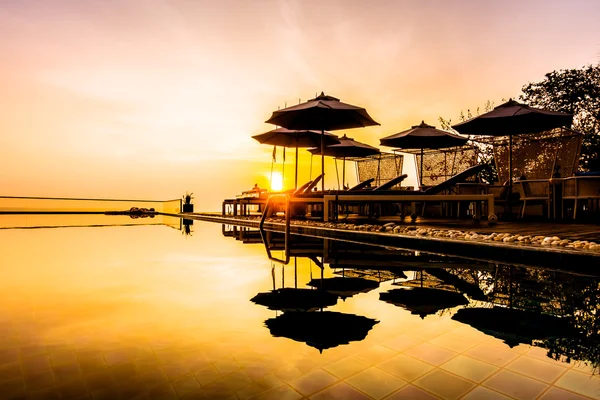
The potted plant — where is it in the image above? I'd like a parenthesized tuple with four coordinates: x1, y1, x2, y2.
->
(182, 191, 194, 213)
(182, 219, 193, 236)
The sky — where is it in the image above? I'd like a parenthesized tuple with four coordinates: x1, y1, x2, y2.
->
(1, 0, 599, 211)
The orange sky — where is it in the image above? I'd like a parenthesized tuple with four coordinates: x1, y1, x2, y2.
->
(1, 0, 599, 211)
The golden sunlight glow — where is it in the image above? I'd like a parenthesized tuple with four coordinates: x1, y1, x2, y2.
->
(1, 0, 599, 210)
(270, 172, 283, 192)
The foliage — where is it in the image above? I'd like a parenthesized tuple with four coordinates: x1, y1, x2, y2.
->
(183, 191, 194, 205)
(520, 64, 600, 171)
(448, 265, 600, 371)
(540, 278, 600, 372)
(439, 101, 499, 183)
(182, 220, 193, 236)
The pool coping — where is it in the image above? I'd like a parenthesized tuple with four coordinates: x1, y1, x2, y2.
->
(166, 213, 600, 276)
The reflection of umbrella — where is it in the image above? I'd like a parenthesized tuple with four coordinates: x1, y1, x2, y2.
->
(380, 287, 469, 319)
(308, 134, 380, 187)
(252, 128, 340, 189)
(265, 311, 379, 353)
(380, 121, 468, 188)
(250, 288, 337, 312)
(307, 277, 380, 300)
(266, 92, 379, 192)
(452, 99, 573, 191)
(452, 306, 572, 348)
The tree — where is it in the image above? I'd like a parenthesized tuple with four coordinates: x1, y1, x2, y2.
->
(439, 101, 499, 183)
(520, 64, 600, 172)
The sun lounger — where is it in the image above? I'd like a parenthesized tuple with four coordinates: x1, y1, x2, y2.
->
(321, 165, 494, 221)
(372, 174, 408, 191)
(348, 178, 375, 191)
(301, 174, 323, 194)
(422, 165, 487, 195)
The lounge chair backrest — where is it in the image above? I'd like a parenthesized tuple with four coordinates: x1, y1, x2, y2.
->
(488, 181, 510, 201)
(348, 178, 375, 191)
(302, 174, 323, 194)
(293, 180, 313, 195)
(373, 174, 408, 191)
(423, 165, 486, 195)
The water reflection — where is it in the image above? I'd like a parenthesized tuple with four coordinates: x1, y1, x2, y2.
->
(182, 218, 194, 237)
(251, 288, 337, 312)
(224, 224, 600, 372)
(380, 287, 469, 319)
(452, 307, 572, 348)
(307, 277, 380, 300)
(0, 216, 598, 400)
(265, 311, 379, 354)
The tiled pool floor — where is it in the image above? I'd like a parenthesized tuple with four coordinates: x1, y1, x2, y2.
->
(1, 316, 598, 400)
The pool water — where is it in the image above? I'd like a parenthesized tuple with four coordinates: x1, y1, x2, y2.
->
(0, 215, 599, 400)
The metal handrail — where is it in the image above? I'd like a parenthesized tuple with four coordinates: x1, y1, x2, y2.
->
(259, 194, 291, 265)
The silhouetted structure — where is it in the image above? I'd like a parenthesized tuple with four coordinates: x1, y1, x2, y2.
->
(250, 288, 337, 312)
(380, 121, 469, 188)
(380, 287, 469, 319)
(266, 92, 380, 192)
(307, 277, 380, 300)
(264, 311, 379, 353)
(252, 128, 340, 189)
(452, 306, 572, 348)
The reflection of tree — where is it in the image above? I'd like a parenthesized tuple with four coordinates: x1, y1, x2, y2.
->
(445, 265, 600, 369)
(540, 279, 600, 371)
(182, 219, 193, 236)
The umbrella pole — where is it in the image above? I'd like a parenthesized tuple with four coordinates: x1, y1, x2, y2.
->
(321, 129, 325, 193)
(270, 151, 275, 194)
(271, 264, 275, 290)
(420, 148, 424, 189)
(335, 159, 340, 190)
(507, 135, 513, 218)
(342, 157, 346, 188)
(282, 148, 285, 190)
(295, 146, 299, 190)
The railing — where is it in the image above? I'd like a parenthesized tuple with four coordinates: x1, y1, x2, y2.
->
(259, 194, 291, 265)
(0, 196, 182, 214)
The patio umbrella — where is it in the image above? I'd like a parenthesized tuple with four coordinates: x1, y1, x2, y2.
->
(452, 99, 573, 186)
(264, 311, 379, 353)
(250, 288, 338, 312)
(307, 277, 380, 300)
(252, 128, 340, 189)
(380, 287, 469, 319)
(380, 121, 468, 188)
(308, 134, 380, 188)
(452, 306, 572, 347)
(266, 92, 380, 192)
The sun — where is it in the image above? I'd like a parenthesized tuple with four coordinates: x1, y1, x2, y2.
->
(270, 172, 283, 192)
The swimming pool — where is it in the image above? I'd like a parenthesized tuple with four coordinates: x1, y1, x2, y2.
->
(1, 215, 598, 399)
